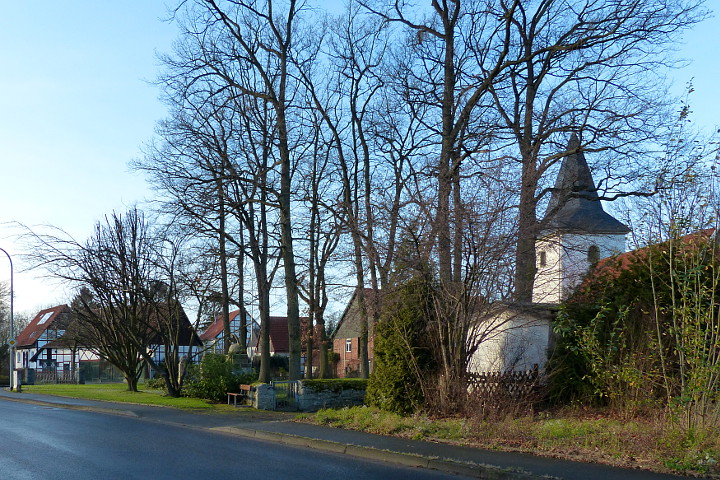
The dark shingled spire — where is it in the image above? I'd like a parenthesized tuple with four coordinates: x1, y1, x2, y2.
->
(543, 134, 630, 234)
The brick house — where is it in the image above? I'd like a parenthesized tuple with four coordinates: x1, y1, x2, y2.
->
(331, 288, 380, 378)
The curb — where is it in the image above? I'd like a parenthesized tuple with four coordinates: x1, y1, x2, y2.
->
(209, 426, 547, 479)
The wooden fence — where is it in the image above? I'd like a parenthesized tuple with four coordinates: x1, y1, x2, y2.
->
(468, 366, 541, 399)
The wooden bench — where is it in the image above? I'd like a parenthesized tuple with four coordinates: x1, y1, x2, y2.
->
(227, 384, 253, 407)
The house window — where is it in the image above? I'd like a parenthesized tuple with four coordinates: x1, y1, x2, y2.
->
(587, 245, 600, 264)
(538, 251, 547, 267)
(37, 312, 53, 325)
(345, 339, 352, 353)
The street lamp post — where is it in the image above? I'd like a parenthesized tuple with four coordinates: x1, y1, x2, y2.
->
(0, 248, 14, 391)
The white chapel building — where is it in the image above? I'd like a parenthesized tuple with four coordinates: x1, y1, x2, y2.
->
(469, 134, 629, 374)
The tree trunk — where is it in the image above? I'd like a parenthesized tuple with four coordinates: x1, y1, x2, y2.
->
(437, 6, 457, 288)
(125, 374, 139, 392)
(257, 277, 271, 383)
(279, 157, 302, 380)
(317, 317, 329, 379)
(237, 233, 247, 351)
(218, 194, 232, 353)
(515, 152, 539, 303)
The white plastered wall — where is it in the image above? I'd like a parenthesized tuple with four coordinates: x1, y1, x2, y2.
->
(468, 309, 551, 374)
(533, 232, 626, 304)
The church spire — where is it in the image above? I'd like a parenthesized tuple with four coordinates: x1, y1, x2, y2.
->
(543, 134, 629, 234)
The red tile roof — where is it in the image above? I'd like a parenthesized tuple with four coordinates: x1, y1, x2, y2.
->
(254, 316, 310, 354)
(199, 309, 242, 341)
(16, 305, 72, 347)
(268, 316, 289, 353)
(594, 228, 716, 277)
(573, 228, 717, 301)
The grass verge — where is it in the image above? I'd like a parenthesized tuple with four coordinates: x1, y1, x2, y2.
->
(297, 406, 720, 477)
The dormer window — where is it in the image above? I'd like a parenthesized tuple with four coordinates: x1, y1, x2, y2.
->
(587, 245, 600, 264)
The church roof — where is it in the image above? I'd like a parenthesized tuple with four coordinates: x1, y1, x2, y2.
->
(542, 134, 630, 235)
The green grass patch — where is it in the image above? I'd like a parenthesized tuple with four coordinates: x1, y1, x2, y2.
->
(21, 383, 216, 409)
(298, 406, 720, 476)
(535, 418, 614, 441)
(298, 405, 468, 441)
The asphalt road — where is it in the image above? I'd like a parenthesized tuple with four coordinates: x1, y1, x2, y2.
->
(0, 398, 474, 480)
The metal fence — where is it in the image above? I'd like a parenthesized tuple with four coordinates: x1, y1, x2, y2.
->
(271, 380, 299, 411)
(34, 369, 80, 384)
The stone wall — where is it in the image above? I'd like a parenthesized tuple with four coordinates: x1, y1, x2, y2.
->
(251, 383, 276, 410)
(249, 380, 366, 411)
(296, 381, 366, 412)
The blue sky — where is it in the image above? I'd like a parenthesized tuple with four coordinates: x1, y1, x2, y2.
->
(0, 1, 176, 315)
(0, 1, 718, 317)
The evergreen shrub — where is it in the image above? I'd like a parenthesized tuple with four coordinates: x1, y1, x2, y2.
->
(365, 275, 435, 415)
(548, 233, 720, 419)
(183, 353, 256, 402)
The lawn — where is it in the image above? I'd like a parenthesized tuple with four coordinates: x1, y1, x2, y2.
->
(21, 383, 216, 409)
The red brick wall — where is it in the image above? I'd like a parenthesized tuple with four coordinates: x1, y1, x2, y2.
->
(333, 336, 374, 378)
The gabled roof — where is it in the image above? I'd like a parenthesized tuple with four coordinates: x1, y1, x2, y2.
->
(268, 316, 289, 353)
(56, 302, 202, 348)
(331, 288, 380, 340)
(200, 309, 260, 351)
(253, 316, 309, 354)
(543, 134, 630, 235)
(146, 303, 202, 346)
(16, 305, 73, 347)
(199, 309, 245, 341)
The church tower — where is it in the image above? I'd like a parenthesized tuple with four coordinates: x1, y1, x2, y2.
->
(532, 134, 629, 304)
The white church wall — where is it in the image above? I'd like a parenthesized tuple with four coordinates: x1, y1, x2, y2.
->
(533, 237, 562, 303)
(533, 232, 626, 304)
(468, 309, 552, 374)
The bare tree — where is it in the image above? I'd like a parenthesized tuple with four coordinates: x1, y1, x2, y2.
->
(296, 2, 418, 378)
(142, 238, 204, 396)
(138, 101, 242, 355)
(186, 0, 305, 380)
(295, 104, 343, 378)
(487, 0, 708, 301)
(21, 210, 192, 393)
(226, 94, 283, 383)
(361, 0, 519, 288)
(353, 0, 520, 400)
